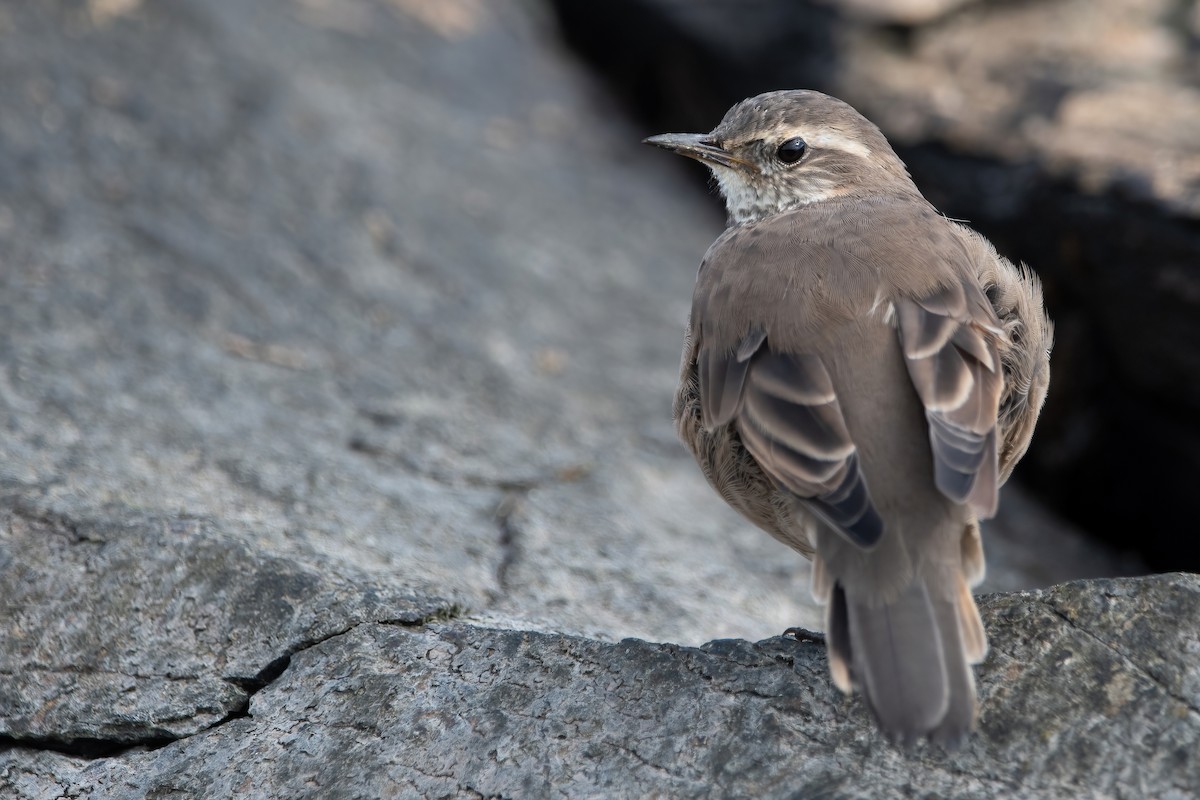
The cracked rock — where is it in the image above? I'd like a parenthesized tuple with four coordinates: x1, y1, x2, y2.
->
(0, 0, 1172, 797)
(0, 507, 453, 749)
(4, 576, 1196, 799)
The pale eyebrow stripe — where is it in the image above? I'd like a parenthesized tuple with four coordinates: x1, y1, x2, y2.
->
(807, 130, 873, 160)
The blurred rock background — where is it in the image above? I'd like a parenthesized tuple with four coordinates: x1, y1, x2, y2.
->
(0, 1, 1195, 797)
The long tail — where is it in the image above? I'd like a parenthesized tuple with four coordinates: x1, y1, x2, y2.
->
(812, 524, 987, 746)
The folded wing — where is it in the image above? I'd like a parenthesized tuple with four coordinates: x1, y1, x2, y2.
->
(699, 328, 884, 548)
(896, 281, 1004, 518)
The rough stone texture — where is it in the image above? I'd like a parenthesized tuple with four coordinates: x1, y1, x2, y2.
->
(0, 0, 825, 653)
(550, 0, 1200, 571)
(0, 0, 1133, 648)
(0, 0, 1175, 797)
(0, 506, 453, 748)
(4, 575, 1198, 799)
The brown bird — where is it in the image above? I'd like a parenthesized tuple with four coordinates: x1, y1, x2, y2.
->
(645, 90, 1052, 745)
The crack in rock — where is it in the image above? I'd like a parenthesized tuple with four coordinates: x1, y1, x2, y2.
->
(1, 610, 464, 761)
(1039, 598, 1200, 718)
(492, 491, 525, 595)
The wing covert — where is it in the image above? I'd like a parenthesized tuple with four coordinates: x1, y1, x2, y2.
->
(698, 329, 884, 548)
(897, 282, 1004, 518)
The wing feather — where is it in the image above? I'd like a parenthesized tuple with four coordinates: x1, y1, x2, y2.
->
(698, 330, 884, 548)
(700, 328, 765, 428)
(898, 282, 1004, 518)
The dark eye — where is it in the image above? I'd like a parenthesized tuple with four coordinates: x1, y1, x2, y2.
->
(776, 137, 807, 164)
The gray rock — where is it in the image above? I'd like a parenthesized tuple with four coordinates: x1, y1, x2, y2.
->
(0, 505, 453, 747)
(0, 0, 1167, 797)
(0, 0, 1130, 651)
(4, 575, 1197, 799)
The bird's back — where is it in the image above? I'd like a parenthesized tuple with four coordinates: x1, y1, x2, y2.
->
(650, 88, 1051, 745)
(683, 194, 990, 743)
(690, 193, 976, 586)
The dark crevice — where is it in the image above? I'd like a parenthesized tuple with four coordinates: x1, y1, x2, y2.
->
(224, 650, 294, 695)
(5, 503, 105, 545)
(0, 733, 176, 759)
(492, 491, 526, 594)
(0, 607, 465, 762)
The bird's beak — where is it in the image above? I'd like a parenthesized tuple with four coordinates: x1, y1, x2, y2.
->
(642, 133, 749, 171)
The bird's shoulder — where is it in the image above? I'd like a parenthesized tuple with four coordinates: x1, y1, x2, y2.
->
(693, 193, 974, 352)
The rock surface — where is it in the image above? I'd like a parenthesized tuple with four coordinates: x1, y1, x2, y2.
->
(0, 506, 454, 749)
(5, 575, 1199, 799)
(0, 0, 1176, 797)
(551, 0, 1200, 571)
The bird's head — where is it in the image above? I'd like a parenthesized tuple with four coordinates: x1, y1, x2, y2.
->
(645, 90, 916, 225)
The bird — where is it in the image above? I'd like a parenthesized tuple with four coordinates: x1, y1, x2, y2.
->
(644, 90, 1052, 746)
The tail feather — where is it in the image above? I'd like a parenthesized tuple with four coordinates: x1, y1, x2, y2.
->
(957, 571, 988, 663)
(825, 583, 854, 693)
(960, 522, 986, 587)
(846, 580, 950, 742)
(929, 587, 980, 747)
(823, 573, 984, 746)
(811, 552, 833, 603)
